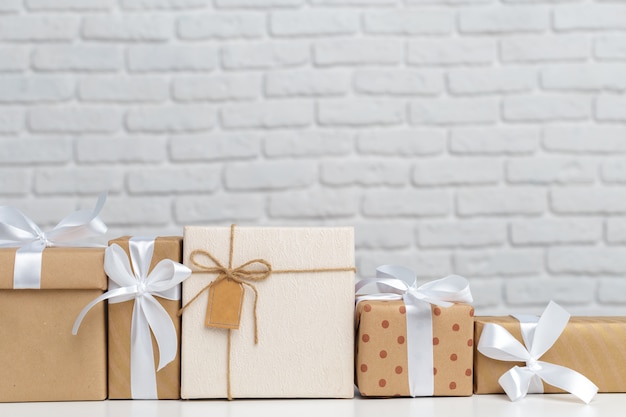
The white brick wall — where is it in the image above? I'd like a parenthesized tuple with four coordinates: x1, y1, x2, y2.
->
(1, 1, 625, 315)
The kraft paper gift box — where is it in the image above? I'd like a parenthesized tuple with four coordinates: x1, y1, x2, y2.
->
(0, 249, 107, 402)
(180, 225, 356, 399)
(0, 195, 108, 402)
(355, 266, 474, 397)
(474, 301, 615, 403)
(107, 236, 189, 399)
(73, 236, 192, 400)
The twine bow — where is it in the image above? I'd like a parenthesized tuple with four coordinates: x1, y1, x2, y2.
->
(182, 247, 272, 344)
(179, 224, 357, 400)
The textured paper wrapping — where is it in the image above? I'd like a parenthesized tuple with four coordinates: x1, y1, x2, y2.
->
(355, 300, 474, 397)
(474, 316, 626, 394)
(0, 248, 107, 402)
(107, 236, 183, 400)
(181, 226, 355, 399)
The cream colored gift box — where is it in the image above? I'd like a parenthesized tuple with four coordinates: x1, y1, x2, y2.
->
(180, 226, 355, 399)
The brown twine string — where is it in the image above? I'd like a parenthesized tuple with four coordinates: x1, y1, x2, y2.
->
(227, 329, 232, 401)
(178, 224, 357, 400)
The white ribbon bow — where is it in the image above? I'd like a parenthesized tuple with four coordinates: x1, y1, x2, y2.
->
(477, 301, 598, 403)
(356, 265, 473, 397)
(73, 237, 192, 399)
(0, 192, 107, 289)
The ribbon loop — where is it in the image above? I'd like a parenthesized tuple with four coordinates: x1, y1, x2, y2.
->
(73, 237, 192, 399)
(0, 192, 108, 289)
(477, 301, 598, 403)
(190, 249, 272, 286)
(356, 265, 473, 397)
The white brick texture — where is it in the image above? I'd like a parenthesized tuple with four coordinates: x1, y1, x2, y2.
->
(1, 1, 625, 314)
(178, 13, 265, 40)
(82, 15, 172, 41)
(33, 46, 123, 72)
(459, 6, 549, 34)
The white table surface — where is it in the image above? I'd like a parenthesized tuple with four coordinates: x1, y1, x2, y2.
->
(0, 394, 623, 417)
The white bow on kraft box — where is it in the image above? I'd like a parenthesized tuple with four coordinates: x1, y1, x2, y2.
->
(74, 236, 191, 400)
(475, 301, 603, 403)
(355, 265, 475, 397)
(0, 192, 107, 288)
(0, 194, 109, 402)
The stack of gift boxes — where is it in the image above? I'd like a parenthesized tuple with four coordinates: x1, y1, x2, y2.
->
(1, 195, 623, 403)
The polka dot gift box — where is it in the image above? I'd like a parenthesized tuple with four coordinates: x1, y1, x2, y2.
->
(355, 265, 474, 397)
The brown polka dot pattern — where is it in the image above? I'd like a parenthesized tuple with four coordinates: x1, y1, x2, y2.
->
(355, 300, 474, 397)
(431, 303, 474, 396)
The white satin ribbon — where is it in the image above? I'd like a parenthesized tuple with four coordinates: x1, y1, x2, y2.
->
(477, 301, 598, 403)
(72, 237, 192, 399)
(356, 265, 473, 397)
(0, 192, 107, 289)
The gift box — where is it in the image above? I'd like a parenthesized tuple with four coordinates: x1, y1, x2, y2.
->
(0, 247, 107, 402)
(106, 236, 189, 399)
(354, 268, 474, 397)
(180, 225, 356, 399)
(0, 194, 108, 402)
(474, 302, 621, 401)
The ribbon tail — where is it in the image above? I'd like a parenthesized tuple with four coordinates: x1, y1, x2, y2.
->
(536, 362, 598, 404)
(528, 374, 544, 394)
(131, 299, 159, 399)
(499, 366, 536, 402)
(141, 294, 178, 371)
(72, 286, 138, 335)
